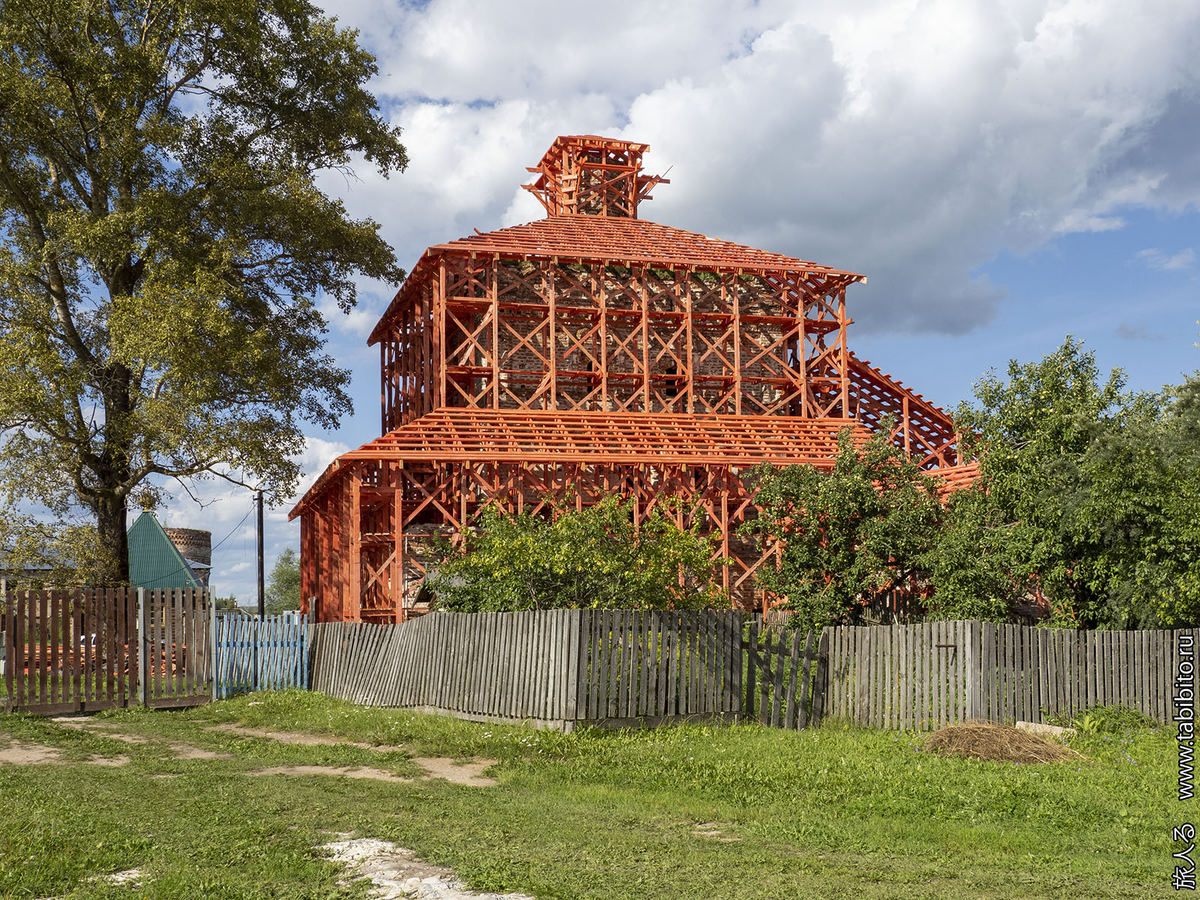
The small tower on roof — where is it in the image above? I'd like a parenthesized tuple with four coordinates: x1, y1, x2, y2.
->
(522, 134, 670, 218)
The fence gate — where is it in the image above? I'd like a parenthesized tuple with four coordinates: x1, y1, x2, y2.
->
(744, 620, 828, 729)
(2, 587, 211, 715)
(213, 613, 308, 699)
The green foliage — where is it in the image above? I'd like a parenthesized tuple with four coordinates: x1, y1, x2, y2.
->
(265, 547, 300, 614)
(1088, 376, 1200, 626)
(920, 484, 1024, 622)
(430, 495, 727, 612)
(0, 0, 407, 582)
(0, 515, 113, 586)
(745, 337, 1200, 628)
(743, 428, 946, 631)
(1061, 705, 1160, 736)
(953, 337, 1200, 627)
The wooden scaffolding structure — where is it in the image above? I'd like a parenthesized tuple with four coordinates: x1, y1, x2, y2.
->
(290, 135, 977, 623)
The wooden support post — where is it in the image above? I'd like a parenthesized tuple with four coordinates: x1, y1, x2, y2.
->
(436, 260, 447, 408)
(597, 263, 608, 411)
(682, 270, 694, 415)
(380, 341, 387, 434)
(721, 488, 731, 596)
(394, 466, 405, 624)
(732, 272, 742, 415)
(837, 288, 850, 416)
(349, 467, 362, 622)
(548, 264, 557, 409)
(420, 287, 432, 418)
(640, 266, 650, 412)
(491, 256, 500, 409)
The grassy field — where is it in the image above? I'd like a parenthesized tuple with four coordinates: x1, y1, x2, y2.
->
(0, 691, 1179, 899)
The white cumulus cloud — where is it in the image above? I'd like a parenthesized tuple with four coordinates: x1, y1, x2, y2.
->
(313, 0, 1200, 339)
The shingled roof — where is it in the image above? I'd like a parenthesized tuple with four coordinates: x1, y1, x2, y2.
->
(368, 216, 865, 345)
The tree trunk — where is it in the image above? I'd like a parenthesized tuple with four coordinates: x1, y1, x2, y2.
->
(97, 493, 130, 585)
(96, 360, 135, 586)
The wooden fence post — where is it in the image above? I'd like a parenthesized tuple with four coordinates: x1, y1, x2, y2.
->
(965, 620, 980, 720)
(210, 603, 219, 702)
(136, 587, 147, 707)
(2, 588, 11, 714)
(812, 628, 830, 725)
(744, 617, 757, 722)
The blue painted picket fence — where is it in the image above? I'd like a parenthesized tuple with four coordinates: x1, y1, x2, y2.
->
(213, 613, 308, 699)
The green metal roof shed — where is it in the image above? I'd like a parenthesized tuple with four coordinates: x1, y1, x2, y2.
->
(128, 511, 203, 590)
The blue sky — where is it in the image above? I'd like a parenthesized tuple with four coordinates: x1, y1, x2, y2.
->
(857, 205, 1200, 413)
(168, 0, 1200, 603)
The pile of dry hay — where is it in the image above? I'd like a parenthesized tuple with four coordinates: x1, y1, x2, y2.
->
(924, 722, 1080, 764)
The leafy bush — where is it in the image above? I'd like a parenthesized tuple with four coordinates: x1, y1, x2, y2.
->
(429, 495, 727, 612)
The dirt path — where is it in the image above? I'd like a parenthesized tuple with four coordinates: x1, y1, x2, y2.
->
(209, 724, 499, 786)
(0, 738, 130, 768)
(2, 720, 499, 787)
(52, 717, 233, 760)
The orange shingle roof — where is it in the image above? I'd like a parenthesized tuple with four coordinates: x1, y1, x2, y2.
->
(433, 216, 863, 275)
(369, 216, 864, 344)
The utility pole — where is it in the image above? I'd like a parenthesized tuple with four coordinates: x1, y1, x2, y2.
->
(256, 490, 265, 619)
(255, 489, 265, 693)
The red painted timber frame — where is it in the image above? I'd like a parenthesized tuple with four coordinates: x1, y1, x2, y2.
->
(291, 136, 978, 623)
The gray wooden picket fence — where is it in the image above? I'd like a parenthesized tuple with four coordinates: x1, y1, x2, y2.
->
(826, 620, 1196, 729)
(306, 612, 1191, 732)
(309, 609, 745, 731)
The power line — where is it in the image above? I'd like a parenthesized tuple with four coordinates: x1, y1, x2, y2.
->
(144, 501, 257, 585)
(210, 503, 256, 554)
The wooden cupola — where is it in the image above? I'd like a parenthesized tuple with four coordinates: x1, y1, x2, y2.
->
(522, 134, 670, 218)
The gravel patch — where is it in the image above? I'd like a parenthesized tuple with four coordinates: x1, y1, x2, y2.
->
(323, 837, 534, 900)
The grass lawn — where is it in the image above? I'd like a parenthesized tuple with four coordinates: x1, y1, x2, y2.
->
(0, 690, 1179, 899)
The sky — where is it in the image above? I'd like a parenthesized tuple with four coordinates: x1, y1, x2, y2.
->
(162, 0, 1200, 604)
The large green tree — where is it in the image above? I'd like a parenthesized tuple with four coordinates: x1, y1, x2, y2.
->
(0, 0, 406, 582)
(746, 338, 1200, 629)
(743, 428, 948, 631)
(951, 336, 1199, 628)
(1067, 375, 1200, 626)
(265, 545, 300, 614)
